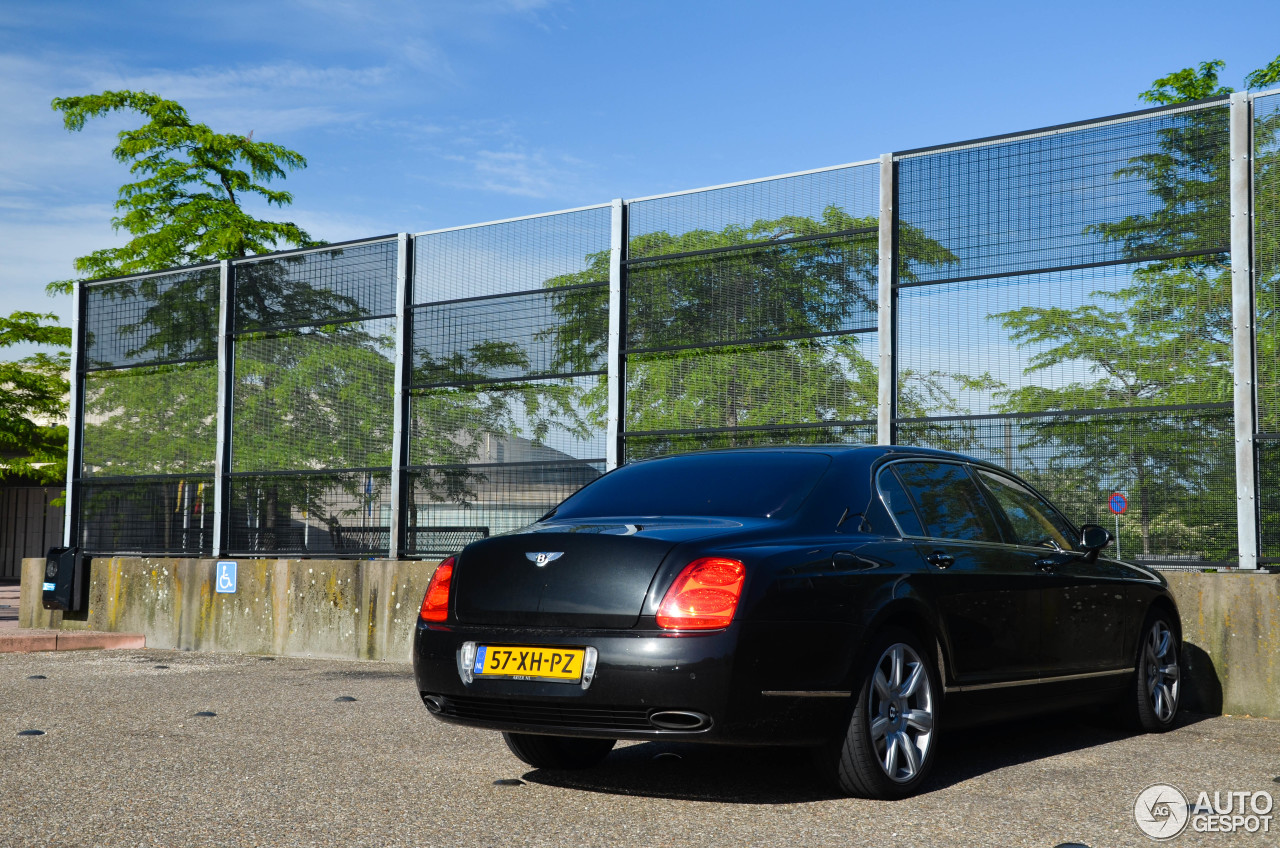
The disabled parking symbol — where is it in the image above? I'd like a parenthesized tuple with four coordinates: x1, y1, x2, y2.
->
(216, 561, 238, 594)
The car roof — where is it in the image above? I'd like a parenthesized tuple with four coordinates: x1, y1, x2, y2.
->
(633, 443, 994, 467)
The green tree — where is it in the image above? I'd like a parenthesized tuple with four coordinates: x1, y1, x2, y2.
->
(989, 55, 1280, 559)
(0, 312, 70, 484)
(49, 89, 316, 291)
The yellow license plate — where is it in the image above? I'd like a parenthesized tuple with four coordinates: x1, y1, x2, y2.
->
(474, 645, 584, 682)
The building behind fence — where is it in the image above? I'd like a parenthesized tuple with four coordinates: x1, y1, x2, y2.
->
(63, 90, 1280, 569)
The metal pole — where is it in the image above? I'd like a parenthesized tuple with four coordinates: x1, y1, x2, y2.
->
(1229, 92, 1259, 570)
(606, 198, 625, 470)
(877, 153, 896, 445)
(63, 282, 85, 548)
(388, 233, 411, 559)
(212, 259, 232, 557)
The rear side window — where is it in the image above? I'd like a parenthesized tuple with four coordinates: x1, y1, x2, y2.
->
(877, 468, 925, 536)
(891, 461, 1002, 543)
(552, 452, 832, 519)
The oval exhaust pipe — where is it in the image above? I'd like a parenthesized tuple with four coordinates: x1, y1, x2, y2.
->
(648, 710, 711, 731)
(422, 694, 444, 714)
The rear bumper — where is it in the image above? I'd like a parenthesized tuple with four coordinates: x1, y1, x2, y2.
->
(412, 621, 847, 746)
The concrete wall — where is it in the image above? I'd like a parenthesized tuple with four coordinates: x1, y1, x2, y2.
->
(1166, 571, 1278, 719)
(19, 558, 1279, 717)
(20, 556, 438, 662)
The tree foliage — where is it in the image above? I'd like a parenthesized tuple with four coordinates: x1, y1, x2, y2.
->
(0, 312, 70, 483)
(49, 89, 316, 291)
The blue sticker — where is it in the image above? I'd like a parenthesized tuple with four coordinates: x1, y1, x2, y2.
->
(473, 646, 486, 674)
(42, 582, 55, 592)
(216, 561, 237, 594)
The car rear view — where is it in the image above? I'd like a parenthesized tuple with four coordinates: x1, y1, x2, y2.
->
(411, 450, 837, 766)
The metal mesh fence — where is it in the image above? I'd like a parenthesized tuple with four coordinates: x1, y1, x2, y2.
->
(1257, 93, 1280, 561)
(409, 285, 607, 387)
(226, 471, 391, 556)
(896, 259, 1231, 417)
(898, 407, 1236, 563)
(1260, 440, 1280, 562)
(79, 267, 221, 555)
(231, 319, 395, 473)
(627, 233, 878, 351)
(413, 207, 611, 304)
(405, 461, 605, 555)
(1257, 93, 1280, 434)
(233, 241, 397, 332)
(66, 98, 1275, 567)
(624, 423, 877, 462)
(408, 210, 611, 549)
(79, 476, 214, 555)
(628, 166, 878, 258)
(893, 103, 1236, 564)
(82, 363, 218, 476)
(897, 104, 1230, 286)
(625, 338, 879, 433)
(623, 163, 879, 462)
(84, 267, 219, 369)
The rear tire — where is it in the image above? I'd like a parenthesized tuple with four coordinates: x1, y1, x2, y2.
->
(825, 627, 940, 799)
(1125, 610, 1181, 733)
(502, 732, 616, 770)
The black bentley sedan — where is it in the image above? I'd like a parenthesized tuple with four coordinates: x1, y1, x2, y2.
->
(412, 445, 1182, 799)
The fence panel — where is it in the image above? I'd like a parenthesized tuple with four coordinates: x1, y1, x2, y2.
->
(407, 209, 611, 554)
(1255, 92, 1280, 562)
(228, 240, 398, 556)
(79, 267, 220, 555)
(894, 102, 1237, 565)
(623, 164, 880, 461)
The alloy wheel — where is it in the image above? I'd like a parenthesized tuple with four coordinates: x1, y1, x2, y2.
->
(868, 642, 935, 783)
(1144, 620, 1180, 723)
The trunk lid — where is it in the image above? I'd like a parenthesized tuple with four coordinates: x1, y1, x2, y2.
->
(451, 519, 747, 628)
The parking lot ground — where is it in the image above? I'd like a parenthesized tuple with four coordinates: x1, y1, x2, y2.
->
(1, 649, 1277, 848)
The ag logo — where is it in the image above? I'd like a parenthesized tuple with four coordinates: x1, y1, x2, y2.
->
(1134, 784, 1189, 840)
(46, 559, 58, 578)
(526, 552, 564, 567)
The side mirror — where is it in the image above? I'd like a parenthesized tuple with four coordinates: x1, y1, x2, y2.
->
(1079, 523, 1112, 552)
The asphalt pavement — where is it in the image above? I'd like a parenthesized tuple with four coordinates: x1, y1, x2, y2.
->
(1, 648, 1276, 848)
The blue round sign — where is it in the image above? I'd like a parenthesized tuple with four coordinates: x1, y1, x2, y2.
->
(1108, 492, 1128, 515)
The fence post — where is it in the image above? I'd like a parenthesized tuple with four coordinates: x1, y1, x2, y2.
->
(877, 153, 897, 445)
(607, 198, 625, 470)
(389, 233, 411, 559)
(212, 259, 232, 557)
(1230, 92, 1260, 570)
(63, 281, 86, 548)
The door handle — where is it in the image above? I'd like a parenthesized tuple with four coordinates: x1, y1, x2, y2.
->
(1035, 557, 1056, 571)
(926, 551, 955, 569)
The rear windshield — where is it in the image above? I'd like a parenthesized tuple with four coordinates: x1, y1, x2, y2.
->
(551, 452, 831, 520)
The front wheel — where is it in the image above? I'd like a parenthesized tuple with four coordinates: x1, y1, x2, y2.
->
(502, 732, 616, 770)
(1127, 611, 1181, 732)
(827, 628, 940, 799)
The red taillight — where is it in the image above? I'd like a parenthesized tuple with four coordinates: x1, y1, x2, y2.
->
(656, 557, 745, 631)
(419, 557, 455, 623)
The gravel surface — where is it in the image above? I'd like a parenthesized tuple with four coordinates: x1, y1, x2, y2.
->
(1, 649, 1276, 847)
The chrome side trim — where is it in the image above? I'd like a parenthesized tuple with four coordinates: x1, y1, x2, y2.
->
(944, 668, 1130, 694)
(761, 690, 853, 698)
(1039, 668, 1132, 684)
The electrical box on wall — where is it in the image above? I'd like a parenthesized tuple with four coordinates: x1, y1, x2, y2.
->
(42, 547, 90, 613)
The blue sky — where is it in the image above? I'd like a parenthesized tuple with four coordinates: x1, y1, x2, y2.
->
(2, 0, 1279, 342)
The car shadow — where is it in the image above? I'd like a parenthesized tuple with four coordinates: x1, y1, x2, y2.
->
(520, 711, 1215, 804)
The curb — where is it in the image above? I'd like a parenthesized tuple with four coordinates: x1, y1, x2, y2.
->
(0, 630, 146, 654)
